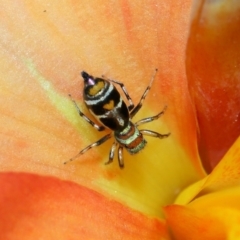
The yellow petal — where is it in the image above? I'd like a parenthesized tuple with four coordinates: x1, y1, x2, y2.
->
(166, 173, 240, 239)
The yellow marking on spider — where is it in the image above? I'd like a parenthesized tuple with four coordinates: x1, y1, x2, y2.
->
(103, 100, 115, 110)
(89, 80, 104, 96)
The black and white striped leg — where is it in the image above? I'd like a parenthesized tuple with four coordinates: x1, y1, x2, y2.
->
(64, 133, 112, 164)
(106, 78, 135, 111)
(130, 69, 158, 118)
(140, 129, 170, 139)
(135, 106, 167, 127)
(105, 141, 118, 165)
(118, 146, 124, 168)
(69, 94, 105, 131)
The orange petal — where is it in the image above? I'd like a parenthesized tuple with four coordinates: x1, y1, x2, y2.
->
(0, 0, 205, 218)
(186, 0, 240, 171)
(0, 172, 169, 240)
(164, 205, 225, 240)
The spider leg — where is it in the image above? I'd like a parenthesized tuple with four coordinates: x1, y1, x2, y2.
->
(118, 146, 124, 168)
(140, 129, 170, 138)
(69, 94, 105, 131)
(64, 133, 112, 164)
(130, 69, 158, 118)
(105, 141, 118, 165)
(135, 106, 167, 127)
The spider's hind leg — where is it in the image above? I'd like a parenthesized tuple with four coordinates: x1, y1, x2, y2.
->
(69, 94, 105, 131)
(130, 69, 158, 118)
(135, 106, 167, 127)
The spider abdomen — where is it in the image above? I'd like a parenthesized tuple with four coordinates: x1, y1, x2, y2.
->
(82, 71, 129, 131)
